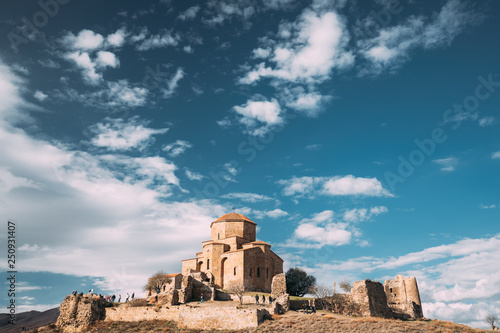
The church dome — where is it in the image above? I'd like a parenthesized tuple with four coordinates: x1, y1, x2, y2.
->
(213, 213, 254, 223)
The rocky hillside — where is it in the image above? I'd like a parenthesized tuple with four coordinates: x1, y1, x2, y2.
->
(0, 308, 59, 333)
(33, 311, 489, 333)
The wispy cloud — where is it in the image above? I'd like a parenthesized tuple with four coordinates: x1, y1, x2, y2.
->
(162, 140, 192, 157)
(278, 175, 393, 198)
(433, 157, 458, 172)
(89, 116, 168, 151)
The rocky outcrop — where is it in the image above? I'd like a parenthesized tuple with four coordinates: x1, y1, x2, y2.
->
(56, 294, 107, 332)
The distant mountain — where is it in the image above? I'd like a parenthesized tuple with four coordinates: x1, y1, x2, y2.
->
(0, 308, 59, 333)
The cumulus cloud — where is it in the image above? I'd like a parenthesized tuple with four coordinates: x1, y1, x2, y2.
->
(33, 91, 48, 102)
(106, 28, 127, 47)
(288, 211, 352, 247)
(89, 116, 168, 151)
(162, 140, 192, 157)
(61, 29, 104, 50)
(278, 175, 393, 197)
(64, 50, 120, 85)
(185, 169, 205, 181)
(232, 97, 283, 136)
(240, 9, 352, 85)
(491, 152, 500, 160)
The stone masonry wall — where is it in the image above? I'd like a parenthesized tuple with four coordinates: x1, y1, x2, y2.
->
(383, 275, 423, 319)
(105, 305, 267, 330)
(351, 279, 392, 318)
(56, 294, 108, 332)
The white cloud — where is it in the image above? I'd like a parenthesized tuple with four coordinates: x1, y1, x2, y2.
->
(33, 90, 48, 102)
(136, 30, 180, 51)
(278, 175, 393, 198)
(203, 1, 256, 27)
(358, 0, 482, 76)
(252, 48, 271, 59)
(161, 68, 185, 98)
(65, 51, 101, 85)
(321, 175, 393, 197)
(220, 192, 275, 203)
(0, 61, 232, 302)
(305, 144, 321, 151)
(162, 140, 192, 157)
(313, 234, 500, 328)
(232, 97, 283, 136)
(278, 176, 316, 196)
(55, 80, 149, 109)
(106, 28, 127, 47)
(178, 6, 200, 21)
(96, 51, 120, 68)
(266, 208, 288, 219)
(293, 211, 352, 247)
(62, 29, 104, 51)
(240, 9, 352, 84)
(479, 204, 496, 209)
(478, 116, 495, 127)
(185, 169, 205, 181)
(89, 116, 168, 151)
(433, 157, 458, 172)
(491, 152, 500, 160)
(343, 206, 388, 222)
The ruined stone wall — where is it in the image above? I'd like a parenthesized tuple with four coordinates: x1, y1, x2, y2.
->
(56, 294, 108, 332)
(181, 258, 197, 275)
(104, 306, 267, 330)
(383, 275, 423, 319)
(351, 279, 392, 318)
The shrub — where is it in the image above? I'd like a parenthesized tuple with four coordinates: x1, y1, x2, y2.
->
(127, 298, 148, 307)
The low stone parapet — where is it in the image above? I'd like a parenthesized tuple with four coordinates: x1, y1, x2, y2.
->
(105, 305, 268, 330)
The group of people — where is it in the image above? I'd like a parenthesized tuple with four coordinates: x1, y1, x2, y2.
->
(302, 299, 316, 314)
(70, 290, 135, 303)
(255, 294, 273, 304)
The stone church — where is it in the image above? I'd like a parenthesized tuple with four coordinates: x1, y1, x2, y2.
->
(181, 213, 283, 292)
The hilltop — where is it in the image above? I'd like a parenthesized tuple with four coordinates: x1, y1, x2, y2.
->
(33, 310, 489, 333)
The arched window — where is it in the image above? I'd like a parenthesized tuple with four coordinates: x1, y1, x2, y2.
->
(267, 268, 269, 279)
(234, 267, 237, 275)
(257, 267, 260, 278)
(218, 233, 220, 239)
(250, 268, 253, 277)
(207, 259, 210, 270)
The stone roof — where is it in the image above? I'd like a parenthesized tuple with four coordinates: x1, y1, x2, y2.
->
(210, 213, 256, 227)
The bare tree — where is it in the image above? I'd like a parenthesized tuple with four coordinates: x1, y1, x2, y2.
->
(226, 282, 246, 305)
(143, 271, 172, 295)
(485, 313, 498, 330)
(339, 280, 352, 293)
(312, 284, 335, 311)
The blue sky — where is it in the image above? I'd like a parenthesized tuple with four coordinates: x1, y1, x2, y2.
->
(0, 0, 499, 328)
